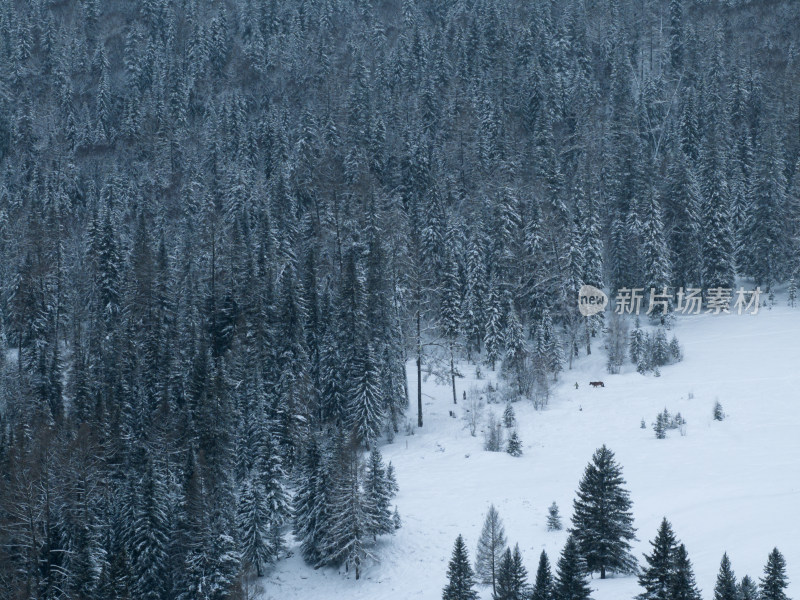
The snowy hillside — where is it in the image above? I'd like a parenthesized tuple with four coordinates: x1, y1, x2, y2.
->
(262, 304, 800, 600)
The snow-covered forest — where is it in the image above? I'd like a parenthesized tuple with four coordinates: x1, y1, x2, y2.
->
(0, 0, 798, 598)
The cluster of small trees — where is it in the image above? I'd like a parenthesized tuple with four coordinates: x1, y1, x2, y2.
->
(631, 322, 683, 376)
(443, 447, 792, 600)
(639, 519, 790, 600)
(484, 405, 524, 456)
(653, 408, 687, 439)
(294, 442, 400, 580)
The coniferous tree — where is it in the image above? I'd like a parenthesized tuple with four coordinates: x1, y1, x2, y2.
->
(363, 448, 395, 539)
(443, 535, 480, 600)
(494, 545, 529, 600)
(553, 535, 592, 600)
(547, 503, 563, 532)
(670, 544, 703, 600)
(714, 553, 739, 600)
(531, 550, 554, 600)
(760, 548, 789, 600)
(571, 445, 637, 579)
(475, 504, 508, 594)
(637, 518, 679, 600)
(236, 476, 272, 577)
(505, 430, 523, 457)
(738, 576, 761, 600)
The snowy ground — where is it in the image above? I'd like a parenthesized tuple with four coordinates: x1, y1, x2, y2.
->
(261, 302, 800, 600)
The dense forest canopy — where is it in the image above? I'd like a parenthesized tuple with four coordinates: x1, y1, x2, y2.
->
(0, 0, 798, 597)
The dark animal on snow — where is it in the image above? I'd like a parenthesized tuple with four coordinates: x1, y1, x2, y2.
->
(589, 381, 604, 388)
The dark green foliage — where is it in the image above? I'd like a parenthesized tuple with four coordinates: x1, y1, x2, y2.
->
(443, 535, 480, 600)
(531, 550, 554, 600)
(506, 431, 523, 457)
(637, 518, 678, 600)
(547, 503, 563, 532)
(715, 553, 739, 600)
(553, 535, 593, 600)
(494, 545, 529, 600)
(739, 575, 761, 600)
(571, 446, 637, 579)
(760, 548, 789, 600)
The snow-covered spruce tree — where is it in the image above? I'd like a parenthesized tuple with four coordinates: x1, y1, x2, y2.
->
(637, 518, 678, 600)
(534, 309, 563, 382)
(789, 277, 798, 308)
(760, 548, 790, 600)
(670, 544, 702, 600)
(714, 553, 739, 600)
(484, 284, 504, 371)
(237, 476, 272, 577)
(738, 575, 760, 600)
(606, 311, 628, 375)
(131, 460, 170, 600)
(464, 230, 489, 359)
(669, 336, 682, 362)
(531, 550, 554, 600)
(494, 544, 529, 600)
(386, 462, 399, 496)
(294, 433, 333, 566)
(553, 534, 593, 600)
(506, 431, 522, 457)
(630, 319, 645, 366)
(713, 400, 725, 421)
(443, 535, 479, 600)
(503, 403, 516, 428)
(547, 502, 563, 531)
(326, 447, 373, 580)
(347, 343, 385, 448)
(653, 412, 667, 439)
(640, 186, 672, 322)
(363, 448, 395, 539)
(741, 126, 788, 288)
(259, 426, 291, 562)
(484, 412, 503, 452)
(475, 504, 508, 595)
(571, 445, 637, 579)
(652, 329, 670, 367)
(503, 302, 529, 397)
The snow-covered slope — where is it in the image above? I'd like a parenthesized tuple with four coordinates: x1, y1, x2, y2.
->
(262, 304, 800, 600)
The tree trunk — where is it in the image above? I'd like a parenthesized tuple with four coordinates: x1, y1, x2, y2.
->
(416, 310, 423, 428)
(450, 346, 457, 404)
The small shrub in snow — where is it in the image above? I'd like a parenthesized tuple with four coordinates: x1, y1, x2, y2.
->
(653, 412, 667, 439)
(669, 336, 683, 361)
(484, 412, 503, 452)
(789, 277, 797, 307)
(503, 403, 516, 428)
(404, 419, 415, 436)
(547, 502, 562, 531)
(640, 418, 646, 429)
(713, 400, 725, 421)
(393, 507, 402, 530)
(506, 431, 522, 457)
(653, 408, 686, 439)
(463, 389, 484, 437)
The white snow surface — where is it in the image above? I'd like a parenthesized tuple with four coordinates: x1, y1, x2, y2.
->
(261, 304, 800, 600)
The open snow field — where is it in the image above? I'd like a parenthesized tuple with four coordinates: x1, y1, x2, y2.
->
(262, 304, 800, 599)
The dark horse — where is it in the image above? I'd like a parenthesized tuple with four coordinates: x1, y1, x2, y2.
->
(589, 381, 605, 388)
